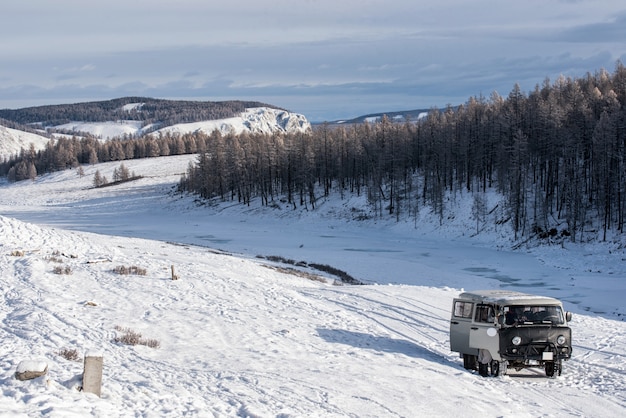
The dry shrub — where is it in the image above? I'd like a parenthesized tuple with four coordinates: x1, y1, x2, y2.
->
(263, 265, 327, 283)
(50, 250, 78, 259)
(113, 265, 147, 276)
(141, 338, 161, 349)
(57, 348, 80, 361)
(114, 327, 142, 345)
(113, 326, 160, 348)
(53, 265, 73, 275)
(47, 251, 64, 263)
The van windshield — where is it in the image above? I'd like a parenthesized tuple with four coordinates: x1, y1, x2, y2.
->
(502, 305, 565, 325)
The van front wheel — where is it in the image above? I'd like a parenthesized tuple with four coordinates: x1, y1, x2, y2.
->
(545, 361, 555, 377)
(491, 360, 507, 376)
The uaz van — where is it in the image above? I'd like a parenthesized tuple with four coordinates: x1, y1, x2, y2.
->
(450, 290, 572, 377)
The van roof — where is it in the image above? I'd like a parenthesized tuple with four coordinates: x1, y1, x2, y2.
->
(456, 289, 562, 306)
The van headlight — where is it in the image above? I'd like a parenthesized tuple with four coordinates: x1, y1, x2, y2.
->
(557, 335, 566, 345)
(512, 336, 522, 346)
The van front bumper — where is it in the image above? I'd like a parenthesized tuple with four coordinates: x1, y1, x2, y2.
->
(499, 326, 572, 362)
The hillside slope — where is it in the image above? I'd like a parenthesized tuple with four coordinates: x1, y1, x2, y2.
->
(0, 125, 50, 160)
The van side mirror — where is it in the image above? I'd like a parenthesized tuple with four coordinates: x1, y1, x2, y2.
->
(565, 311, 572, 322)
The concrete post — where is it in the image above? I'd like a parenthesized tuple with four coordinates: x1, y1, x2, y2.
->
(82, 352, 103, 397)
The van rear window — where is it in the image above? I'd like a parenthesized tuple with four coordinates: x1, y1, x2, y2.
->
(453, 301, 473, 318)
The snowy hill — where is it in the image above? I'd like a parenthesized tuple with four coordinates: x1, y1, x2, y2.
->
(153, 107, 311, 137)
(320, 108, 430, 125)
(52, 119, 152, 140)
(53, 107, 311, 139)
(0, 155, 625, 416)
(0, 125, 50, 160)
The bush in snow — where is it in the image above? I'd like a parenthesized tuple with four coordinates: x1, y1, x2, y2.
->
(52, 265, 73, 275)
(113, 326, 160, 349)
(112, 265, 147, 276)
(56, 348, 80, 362)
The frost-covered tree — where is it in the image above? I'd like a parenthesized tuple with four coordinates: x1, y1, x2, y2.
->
(93, 170, 108, 187)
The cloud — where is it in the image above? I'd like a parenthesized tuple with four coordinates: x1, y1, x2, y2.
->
(551, 11, 626, 43)
(1, 1, 626, 120)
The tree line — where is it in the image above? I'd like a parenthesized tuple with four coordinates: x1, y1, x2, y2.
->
(2, 63, 626, 241)
(179, 64, 626, 241)
(0, 130, 211, 181)
(0, 117, 52, 136)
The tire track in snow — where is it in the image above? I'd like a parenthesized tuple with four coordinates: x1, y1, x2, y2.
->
(307, 286, 455, 362)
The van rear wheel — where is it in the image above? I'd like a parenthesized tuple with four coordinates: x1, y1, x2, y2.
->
(463, 354, 476, 370)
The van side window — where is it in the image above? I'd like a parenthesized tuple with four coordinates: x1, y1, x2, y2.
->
(453, 301, 473, 318)
(475, 304, 494, 323)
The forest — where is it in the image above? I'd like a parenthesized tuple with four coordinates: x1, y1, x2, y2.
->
(2, 64, 625, 242)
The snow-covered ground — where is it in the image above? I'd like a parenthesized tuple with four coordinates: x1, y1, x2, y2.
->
(0, 155, 625, 417)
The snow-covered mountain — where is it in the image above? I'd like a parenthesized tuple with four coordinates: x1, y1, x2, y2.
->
(52, 107, 311, 139)
(0, 125, 50, 160)
(153, 107, 311, 137)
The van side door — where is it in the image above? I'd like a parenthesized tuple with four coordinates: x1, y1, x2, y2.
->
(469, 304, 501, 361)
(450, 299, 474, 354)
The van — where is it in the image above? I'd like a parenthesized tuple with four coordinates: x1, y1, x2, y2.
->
(449, 289, 572, 377)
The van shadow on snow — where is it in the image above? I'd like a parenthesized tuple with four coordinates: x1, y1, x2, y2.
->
(316, 328, 453, 366)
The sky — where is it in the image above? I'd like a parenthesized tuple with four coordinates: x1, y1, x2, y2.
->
(2, 0, 626, 121)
